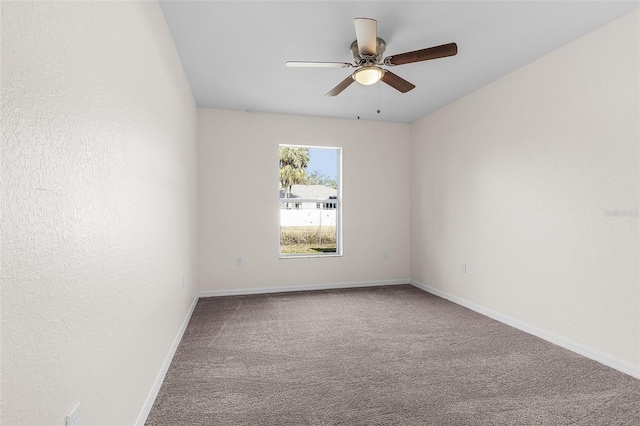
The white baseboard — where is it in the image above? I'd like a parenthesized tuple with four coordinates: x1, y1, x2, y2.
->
(410, 280, 640, 379)
(135, 294, 199, 426)
(198, 279, 409, 298)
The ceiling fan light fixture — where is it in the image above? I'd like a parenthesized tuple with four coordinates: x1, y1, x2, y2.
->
(353, 67, 384, 85)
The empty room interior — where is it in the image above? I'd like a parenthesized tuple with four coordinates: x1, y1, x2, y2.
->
(2, 1, 639, 425)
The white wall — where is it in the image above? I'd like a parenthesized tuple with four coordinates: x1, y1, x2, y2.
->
(198, 109, 410, 291)
(1, 1, 197, 425)
(411, 10, 639, 370)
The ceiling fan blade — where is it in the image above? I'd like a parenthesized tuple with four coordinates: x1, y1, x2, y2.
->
(385, 42, 458, 66)
(286, 61, 353, 68)
(380, 71, 415, 93)
(354, 18, 377, 56)
(326, 75, 355, 96)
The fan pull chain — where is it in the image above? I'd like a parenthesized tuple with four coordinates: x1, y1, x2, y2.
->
(377, 81, 381, 114)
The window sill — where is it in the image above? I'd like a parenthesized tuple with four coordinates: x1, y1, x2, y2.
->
(279, 253, 343, 259)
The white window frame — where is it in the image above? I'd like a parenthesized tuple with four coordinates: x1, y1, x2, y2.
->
(279, 144, 342, 258)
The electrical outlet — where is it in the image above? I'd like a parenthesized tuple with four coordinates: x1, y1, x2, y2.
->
(236, 257, 243, 266)
(383, 252, 390, 261)
(461, 263, 467, 273)
(66, 403, 80, 426)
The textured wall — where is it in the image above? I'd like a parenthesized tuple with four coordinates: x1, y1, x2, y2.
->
(1, 1, 197, 424)
(198, 108, 411, 291)
(410, 11, 639, 368)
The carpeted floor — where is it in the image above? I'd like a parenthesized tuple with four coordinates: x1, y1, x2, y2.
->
(146, 285, 640, 425)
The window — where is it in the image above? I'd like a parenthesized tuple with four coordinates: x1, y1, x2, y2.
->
(279, 145, 342, 257)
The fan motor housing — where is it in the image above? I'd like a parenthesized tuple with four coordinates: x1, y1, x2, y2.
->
(351, 37, 386, 65)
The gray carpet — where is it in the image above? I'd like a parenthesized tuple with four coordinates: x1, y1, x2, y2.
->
(146, 285, 640, 425)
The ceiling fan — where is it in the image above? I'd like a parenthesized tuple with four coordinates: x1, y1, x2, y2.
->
(286, 18, 458, 96)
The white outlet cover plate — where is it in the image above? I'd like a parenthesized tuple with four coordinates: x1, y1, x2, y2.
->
(66, 403, 80, 426)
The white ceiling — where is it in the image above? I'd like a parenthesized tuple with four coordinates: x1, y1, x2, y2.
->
(160, 1, 638, 123)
